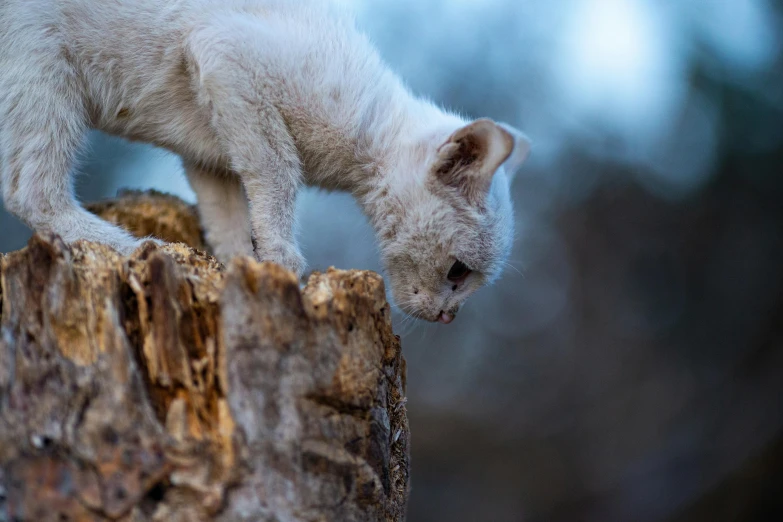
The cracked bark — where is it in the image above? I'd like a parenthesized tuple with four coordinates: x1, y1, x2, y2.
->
(0, 191, 409, 521)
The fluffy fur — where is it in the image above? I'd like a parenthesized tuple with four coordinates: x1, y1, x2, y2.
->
(0, 0, 531, 323)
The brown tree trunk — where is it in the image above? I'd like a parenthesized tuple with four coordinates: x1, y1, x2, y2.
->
(0, 191, 409, 521)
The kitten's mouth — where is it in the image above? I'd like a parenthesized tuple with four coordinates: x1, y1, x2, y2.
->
(397, 300, 457, 324)
(421, 310, 456, 324)
(438, 312, 454, 324)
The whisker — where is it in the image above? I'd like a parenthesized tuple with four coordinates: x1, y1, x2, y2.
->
(500, 260, 525, 278)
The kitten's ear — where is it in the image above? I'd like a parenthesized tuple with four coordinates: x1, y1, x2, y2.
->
(497, 122, 531, 182)
(433, 118, 517, 203)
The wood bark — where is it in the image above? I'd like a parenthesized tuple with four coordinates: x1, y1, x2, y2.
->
(0, 191, 409, 521)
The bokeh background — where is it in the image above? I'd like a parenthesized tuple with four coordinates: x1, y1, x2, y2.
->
(2, 0, 783, 520)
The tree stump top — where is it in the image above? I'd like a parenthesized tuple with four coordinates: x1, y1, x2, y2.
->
(0, 192, 409, 521)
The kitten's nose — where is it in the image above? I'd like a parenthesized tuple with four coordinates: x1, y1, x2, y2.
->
(438, 312, 454, 324)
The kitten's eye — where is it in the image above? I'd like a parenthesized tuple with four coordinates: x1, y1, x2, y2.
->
(447, 260, 471, 282)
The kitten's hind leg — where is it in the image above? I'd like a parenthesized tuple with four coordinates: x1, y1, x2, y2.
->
(0, 70, 150, 255)
(185, 163, 253, 263)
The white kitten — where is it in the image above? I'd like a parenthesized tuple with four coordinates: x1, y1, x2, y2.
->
(0, 0, 530, 323)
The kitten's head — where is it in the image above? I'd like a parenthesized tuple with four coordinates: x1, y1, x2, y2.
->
(377, 118, 530, 323)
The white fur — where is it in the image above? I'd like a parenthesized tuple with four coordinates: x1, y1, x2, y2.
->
(0, 0, 531, 322)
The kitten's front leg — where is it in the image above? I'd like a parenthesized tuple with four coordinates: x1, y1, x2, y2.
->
(187, 24, 305, 276)
(232, 126, 305, 277)
(229, 142, 304, 276)
(222, 158, 305, 276)
(185, 164, 254, 263)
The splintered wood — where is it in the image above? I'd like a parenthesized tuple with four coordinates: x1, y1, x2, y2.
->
(0, 192, 409, 522)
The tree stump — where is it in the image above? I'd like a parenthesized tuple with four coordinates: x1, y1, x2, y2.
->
(0, 191, 409, 521)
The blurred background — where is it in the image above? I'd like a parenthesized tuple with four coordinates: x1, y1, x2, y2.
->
(2, 0, 783, 520)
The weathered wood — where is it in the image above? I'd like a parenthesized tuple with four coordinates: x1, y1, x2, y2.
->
(0, 192, 409, 521)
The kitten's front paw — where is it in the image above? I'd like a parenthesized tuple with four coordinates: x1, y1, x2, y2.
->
(254, 243, 306, 277)
(141, 237, 165, 248)
(110, 236, 165, 257)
